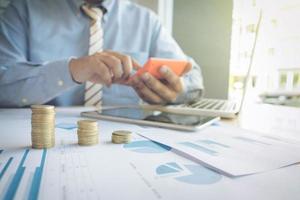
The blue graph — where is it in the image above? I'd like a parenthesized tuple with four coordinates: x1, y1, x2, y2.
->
(124, 140, 171, 153)
(1, 149, 47, 200)
(179, 142, 218, 156)
(156, 162, 183, 174)
(56, 123, 77, 130)
(0, 157, 13, 181)
(197, 140, 230, 148)
(234, 136, 270, 145)
(156, 162, 222, 185)
(28, 149, 47, 200)
(4, 149, 30, 200)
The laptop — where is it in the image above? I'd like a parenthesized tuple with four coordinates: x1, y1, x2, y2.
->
(138, 11, 262, 119)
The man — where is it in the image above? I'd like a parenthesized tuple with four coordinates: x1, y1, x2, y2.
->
(0, 0, 203, 108)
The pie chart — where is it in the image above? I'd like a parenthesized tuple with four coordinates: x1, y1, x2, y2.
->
(124, 140, 171, 153)
(156, 162, 222, 185)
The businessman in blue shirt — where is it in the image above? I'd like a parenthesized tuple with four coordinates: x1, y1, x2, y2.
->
(0, 0, 203, 108)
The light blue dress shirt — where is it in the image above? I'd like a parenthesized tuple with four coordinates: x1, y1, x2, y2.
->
(0, 0, 203, 108)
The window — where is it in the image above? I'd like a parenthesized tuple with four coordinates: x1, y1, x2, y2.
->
(229, 0, 300, 102)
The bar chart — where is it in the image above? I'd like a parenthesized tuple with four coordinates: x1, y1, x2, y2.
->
(0, 149, 47, 200)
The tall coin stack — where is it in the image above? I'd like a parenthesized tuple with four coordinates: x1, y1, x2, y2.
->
(77, 120, 99, 146)
(31, 105, 55, 149)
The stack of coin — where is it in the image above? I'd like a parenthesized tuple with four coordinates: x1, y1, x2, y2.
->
(77, 120, 99, 146)
(31, 105, 55, 149)
(111, 130, 132, 144)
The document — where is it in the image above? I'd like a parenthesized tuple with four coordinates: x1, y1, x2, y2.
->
(138, 124, 300, 176)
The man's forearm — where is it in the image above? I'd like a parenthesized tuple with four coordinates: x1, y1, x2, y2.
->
(0, 59, 78, 107)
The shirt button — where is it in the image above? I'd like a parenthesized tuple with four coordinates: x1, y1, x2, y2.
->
(58, 80, 64, 86)
(21, 98, 28, 104)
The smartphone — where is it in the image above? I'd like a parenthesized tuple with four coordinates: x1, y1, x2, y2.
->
(131, 58, 189, 80)
(81, 107, 219, 132)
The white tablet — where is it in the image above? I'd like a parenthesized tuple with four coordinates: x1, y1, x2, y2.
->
(81, 107, 219, 131)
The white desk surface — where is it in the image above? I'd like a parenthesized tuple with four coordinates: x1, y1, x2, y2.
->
(0, 105, 300, 200)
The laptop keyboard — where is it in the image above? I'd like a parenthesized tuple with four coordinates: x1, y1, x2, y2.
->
(172, 99, 237, 112)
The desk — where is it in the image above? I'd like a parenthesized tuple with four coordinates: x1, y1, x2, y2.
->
(224, 103, 300, 142)
(0, 105, 300, 200)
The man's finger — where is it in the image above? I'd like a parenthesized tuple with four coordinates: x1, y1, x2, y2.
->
(159, 65, 182, 93)
(183, 62, 192, 74)
(89, 74, 104, 84)
(104, 51, 142, 77)
(132, 76, 164, 104)
(121, 55, 132, 79)
(99, 53, 123, 82)
(141, 73, 177, 102)
(105, 50, 142, 69)
(132, 58, 142, 70)
(104, 51, 132, 79)
(91, 61, 112, 86)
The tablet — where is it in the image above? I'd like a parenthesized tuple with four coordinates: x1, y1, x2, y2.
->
(81, 107, 219, 131)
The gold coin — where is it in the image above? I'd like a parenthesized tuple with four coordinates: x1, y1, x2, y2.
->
(31, 130, 54, 134)
(112, 134, 131, 139)
(31, 135, 54, 140)
(112, 137, 131, 142)
(77, 120, 98, 128)
(78, 135, 98, 140)
(32, 143, 54, 149)
(31, 109, 55, 114)
(31, 115, 55, 121)
(112, 130, 132, 136)
(31, 104, 54, 109)
(78, 137, 99, 146)
(31, 123, 55, 127)
(77, 130, 98, 136)
(31, 105, 55, 114)
(112, 139, 131, 144)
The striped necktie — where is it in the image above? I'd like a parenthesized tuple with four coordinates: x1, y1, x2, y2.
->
(82, 4, 104, 107)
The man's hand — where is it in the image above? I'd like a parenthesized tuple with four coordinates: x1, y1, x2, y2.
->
(129, 63, 192, 104)
(69, 51, 141, 86)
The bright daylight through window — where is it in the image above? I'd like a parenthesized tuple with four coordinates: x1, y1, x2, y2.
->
(229, 0, 300, 106)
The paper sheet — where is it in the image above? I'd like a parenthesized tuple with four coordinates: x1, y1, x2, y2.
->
(138, 124, 300, 176)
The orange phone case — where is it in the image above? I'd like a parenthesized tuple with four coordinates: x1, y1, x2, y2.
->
(133, 58, 189, 80)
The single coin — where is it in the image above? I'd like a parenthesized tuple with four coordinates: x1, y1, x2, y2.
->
(112, 130, 132, 136)
(31, 107, 55, 114)
(31, 105, 55, 110)
(77, 120, 98, 128)
(78, 137, 99, 146)
(77, 130, 98, 136)
(31, 115, 55, 121)
(32, 143, 54, 149)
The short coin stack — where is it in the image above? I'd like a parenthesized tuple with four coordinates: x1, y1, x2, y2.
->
(31, 105, 55, 149)
(77, 120, 99, 146)
(111, 130, 132, 144)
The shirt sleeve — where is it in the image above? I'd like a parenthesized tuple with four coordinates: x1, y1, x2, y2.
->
(0, 1, 78, 107)
(148, 12, 204, 104)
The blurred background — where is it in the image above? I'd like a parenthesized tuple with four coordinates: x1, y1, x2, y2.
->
(1, 0, 300, 107)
